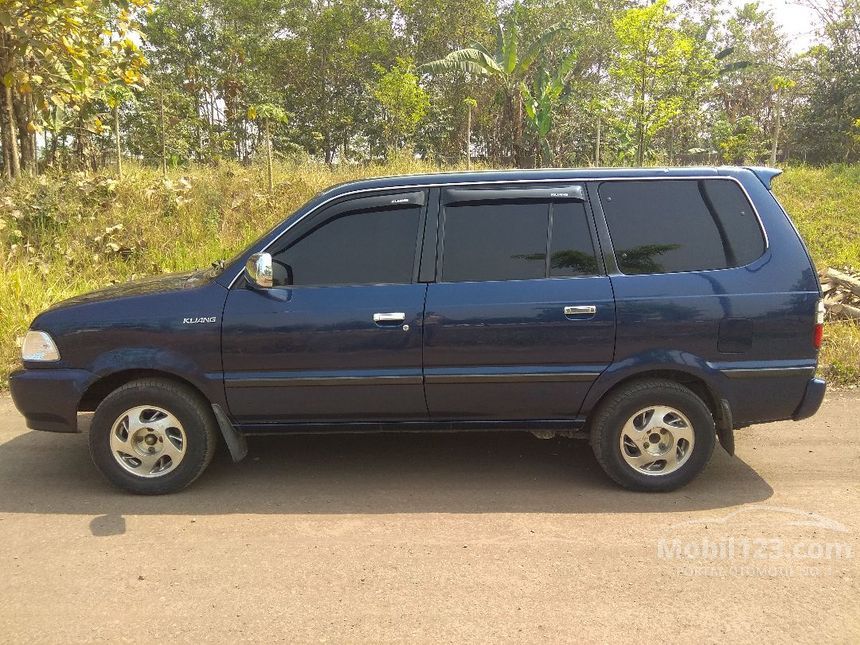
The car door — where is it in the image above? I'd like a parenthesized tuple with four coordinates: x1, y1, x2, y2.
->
(221, 190, 429, 426)
(423, 184, 616, 420)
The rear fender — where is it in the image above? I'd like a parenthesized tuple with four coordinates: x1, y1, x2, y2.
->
(580, 349, 729, 423)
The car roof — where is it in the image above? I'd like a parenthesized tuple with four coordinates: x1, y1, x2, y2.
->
(318, 166, 770, 198)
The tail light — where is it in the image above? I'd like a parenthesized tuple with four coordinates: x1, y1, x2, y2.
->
(813, 299, 825, 349)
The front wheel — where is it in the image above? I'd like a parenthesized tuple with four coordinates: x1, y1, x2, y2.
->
(589, 379, 716, 492)
(89, 378, 219, 494)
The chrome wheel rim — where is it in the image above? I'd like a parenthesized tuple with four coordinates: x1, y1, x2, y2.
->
(109, 406, 186, 478)
(619, 406, 694, 476)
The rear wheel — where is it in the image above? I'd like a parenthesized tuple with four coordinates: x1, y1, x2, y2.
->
(89, 378, 219, 494)
(589, 379, 716, 492)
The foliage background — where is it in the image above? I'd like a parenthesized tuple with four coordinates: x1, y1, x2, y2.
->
(0, 0, 858, 386)
(0, 161, 857, 387)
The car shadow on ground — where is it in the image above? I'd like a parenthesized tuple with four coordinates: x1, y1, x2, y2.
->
(0, 426, 773, 516)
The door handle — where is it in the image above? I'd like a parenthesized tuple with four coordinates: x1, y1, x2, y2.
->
(564, 305, 597, 317)
(373, 312, 406, 324)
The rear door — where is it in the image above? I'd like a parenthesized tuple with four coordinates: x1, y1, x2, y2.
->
(423, 184, 616, 420)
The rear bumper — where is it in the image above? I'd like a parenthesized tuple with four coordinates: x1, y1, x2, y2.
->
(9, 368, 94, 433)
(792, 377, 826, 421)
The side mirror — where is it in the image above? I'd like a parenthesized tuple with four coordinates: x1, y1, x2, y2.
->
(245, 252, 273, 288)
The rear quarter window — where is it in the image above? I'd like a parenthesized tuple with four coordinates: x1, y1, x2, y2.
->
(599, 179, 765, 275)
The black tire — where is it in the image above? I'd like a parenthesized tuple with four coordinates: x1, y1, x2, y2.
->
(88, 378, 219, 494)
(589, 379, 716, 492)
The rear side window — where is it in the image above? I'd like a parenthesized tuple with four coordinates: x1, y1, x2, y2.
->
(550, 202, 599, 277)
(441, 198, 598, 282)
(442, 202, 547, 282)
(599, 179, 765, 275)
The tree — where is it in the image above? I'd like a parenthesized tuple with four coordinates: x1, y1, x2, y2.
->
(792, 0, 860, 162)
(103, 85, 136, 179)
(421, 11, 569, 165)
(610, 0, 698, 165)
(712, 2, 791, 164)
(248, 103, 288, 192)
(520, 53, 577, 166)
(370, 58, 429, 156)
(396, 0, 495, 162)
(0, 0, 149, 178)
(265, 0, 398, 164)
(140, 0, 297, 164)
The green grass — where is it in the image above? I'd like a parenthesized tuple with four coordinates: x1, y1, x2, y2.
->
(0, 161, 858, 387)
(771, 165, 860, 386)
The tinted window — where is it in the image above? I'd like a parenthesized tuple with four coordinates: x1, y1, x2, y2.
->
(442, 201, 548, 282)
(441, 197, 599, 282)
(599, 179, 764, 275)
(550, 202, 599, 277)
(271, 203, 420, 286)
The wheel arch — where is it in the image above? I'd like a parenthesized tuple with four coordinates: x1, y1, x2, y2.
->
(79, 369, 210, 412)
(588, 369, 721, 420)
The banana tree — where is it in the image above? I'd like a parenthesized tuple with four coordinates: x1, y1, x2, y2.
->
(421, 19, 569, 166)
(520, 53, 577, 166)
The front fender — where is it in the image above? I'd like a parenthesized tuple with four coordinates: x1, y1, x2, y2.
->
(87, 346, 225, 407)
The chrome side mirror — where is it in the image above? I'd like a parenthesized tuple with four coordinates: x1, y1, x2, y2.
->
(245, 252, 273, 288)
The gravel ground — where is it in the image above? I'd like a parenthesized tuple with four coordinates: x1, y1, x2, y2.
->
(0, 391, 857, 644)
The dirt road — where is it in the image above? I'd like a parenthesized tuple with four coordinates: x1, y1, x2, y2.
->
(0, 392, 857, 643)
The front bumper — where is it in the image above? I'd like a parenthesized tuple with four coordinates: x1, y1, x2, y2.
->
(9, 368, 94, 433)
(792, 377, 826, 421)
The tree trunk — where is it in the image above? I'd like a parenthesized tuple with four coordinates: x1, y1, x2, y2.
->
(594, 115, 601, 166)
(3, 83, 20, 178)
(265, 119, 273, 193)
(515, 92, 524, 167)
(48, 109, 60, 171)
(0, 92, 11, 179)
(28, 93, 36, 173)
(324, 131, 333, 165)
(465, 105, 471, 170)
(636, 56, 647, 166)
(13, 89, 34, 174)
(159, 89, 167, 176)
(667, 124, 674, 165)
(114, 104, 122, 179)
(770, 89, 781, 166)
(0, 27, 17, 179)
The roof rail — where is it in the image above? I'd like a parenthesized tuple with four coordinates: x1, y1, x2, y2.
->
(744, 166, 783, 190)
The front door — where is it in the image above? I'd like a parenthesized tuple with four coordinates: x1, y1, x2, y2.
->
(221, 190, 429, 426)
(423, 185, 616, 420)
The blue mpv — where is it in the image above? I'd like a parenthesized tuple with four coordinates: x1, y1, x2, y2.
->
(10, 167, 826, 493)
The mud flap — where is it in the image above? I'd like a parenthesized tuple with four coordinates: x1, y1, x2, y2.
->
(716, 398, 735, 456)
(212, 404, 248, 462)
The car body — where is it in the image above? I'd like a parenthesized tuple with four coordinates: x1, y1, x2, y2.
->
(10, 166, 826, 493)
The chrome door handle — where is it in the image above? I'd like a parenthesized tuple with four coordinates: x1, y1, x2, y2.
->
(564, 305, 597, 316)
(373, 312, 406, 324)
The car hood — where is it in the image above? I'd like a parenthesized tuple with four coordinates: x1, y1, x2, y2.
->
(50, 269, 217, 310)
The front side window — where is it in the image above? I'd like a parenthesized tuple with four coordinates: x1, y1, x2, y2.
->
(599, 179, 765, 275)
(270, 200, 421, 287)
(441, 196, 598, 282)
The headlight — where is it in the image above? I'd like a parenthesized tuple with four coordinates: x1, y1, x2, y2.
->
(21, 330, 61, 362)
